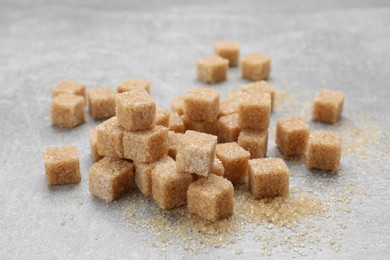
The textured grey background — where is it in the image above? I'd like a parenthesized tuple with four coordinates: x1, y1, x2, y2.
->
(1, 0, 390, 259)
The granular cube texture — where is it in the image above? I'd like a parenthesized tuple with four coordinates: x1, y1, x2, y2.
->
(116, 88, 156, 131)
(306, 131, 342, 172)
(219, 99, 238, 117)
(90, 129, 103, 163)
(187, 174, 234, 221)
(171, 96, 184, 115)
(117, 79, 150, 94)
(215, 41, 240, 66)
(156, 108, 170, 127)
(51, 94, 85, 128)
(213, 158, 224, 177)
(152, 159, 192, 210)
(167, 131, 183, 159)
(241, 53, 271, 81)
(238, 129, 268, 159)
(215, 142, 250, 185)
(134, 156, 174, 197)
(181, 115, 219, 135)
(248, 158, 289, 199)
(218, 113, 240, 143)
(238, 92, 271, 131)
(275, 117, 310, 156)
(168, 112, 185, 133)
(184, 87, 220, 122)
(43, 146, 81, 185)
(52, 80, 86, 99)
(89, 157, 133, 202)
(242, 81, 276, 110)
(96, 117, 124, 158)
(123, 125, 168, 163)
(197, 55, 229, 84)
(312, 89, 344, 124)
(176, 130, 217, 177)
(87, 87, 116, 119)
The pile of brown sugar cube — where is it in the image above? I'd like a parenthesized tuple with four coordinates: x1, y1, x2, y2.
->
(44, 41, 345, 222)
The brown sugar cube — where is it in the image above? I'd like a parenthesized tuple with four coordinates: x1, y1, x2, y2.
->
(171, 96, 184, 115)
(116, 88, 156, 131)
(90, 129, 103, 163)
(51, 94, 85, 128)
(187, 174, 233, 221)
(123, 125, 168, 163)
(219, 99, 238, 117)
(117, 79, 151, 94)
(275, 117, 309, 157)
(248, 158, 289, 199)
(312, 90, 344, 124)
(156, 108, 170, 127)
(213, 158, 224, 177)
(197, 55, 229, 84)
(152, 158, 193, 210)
(238, 92, 271, 131)
(167, 131, 183, 159)
(52, 80, 86, 99)
(215, 143, 250, 185)
(241, 53, 271, 81)
(134, 156, 174, 197)
(87, 87, 115, 119)
(215, 41, 240, 67)
(96, 116, 124, 158)
(242, 81, 276, 110)
(44, 146, 81, 185)
(176, 130, 217, 177)
(89, 157, 133, 202)
(184, 87, 220, 122)
(306, 131, 342, 172)
(168, 112, 185, 133)
(238, 129, 268, 159)
(181, 115, 219, 135)
(218, 113, 240, 143)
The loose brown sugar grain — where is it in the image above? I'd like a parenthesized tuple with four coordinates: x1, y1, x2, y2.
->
(248, 158, 289, 199)
(117, 79, 151, 94)
(116, 87, 156, 131)
(306, 131, 342, 172)
(123, 125, 168, 163)
(218, 113, 240, 143)
(275, 117, 309, 157)
(167, 131, 183, 159)
(96, 116, 124, 158)
(89, 157, 133, 202)
(238, 129, 268, 159)
(238, 92, 271, 131)
(89, 129, 103, 163)
(51, 94, 85, 128)
(171, 96, 184, 116)
(197, 55, 229, 84)
(312, 89, 344, 124)
(219, 98, 238, 117)
(181, 115, 219, 135)
(242, 81, 276, 110)
(152, 158, 192, 210)
(176, 130, 217, 177)
(87, 87, 116, 119)
(52, 80, 86, 99)
(168, 112, 185, 133)
(187, 174, 234, 221)
(156, 108, 170, 127)
(215, 142, 250, 185)
(212, 157, 224, 177)
(215, 41, 240, 67)
(43, 146, 81, 185)
(184, 87, 220, 122)
(241, 53, 271, 81)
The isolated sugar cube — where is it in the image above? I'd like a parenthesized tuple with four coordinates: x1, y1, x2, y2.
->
(275, 117, 309, 157)
(87, 87, 116, 119)
(51, 94, 85, 128)
(241, 53, 271, 81)
(312, 90, 344, 124)
(197, 55, 229, 84)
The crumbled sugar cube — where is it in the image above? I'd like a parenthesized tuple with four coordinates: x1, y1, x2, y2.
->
(213, 157, 224, 177)
(242, 81, 276, 110)
(181, 115, 219, 135)
(238, 129, 268, 159)
(90, 129, 104, 163)
(96, 117, 124, 158)
(87, 87, 116, 119)
(197, 55, 229, 84)
(218, 113, 240, 143)
(241, 53, 271, 81)
(52, 80, 86, 99)
(312, 90, 344, 124)
(51, 94, 85, 128)
(171, 96, 184, 115)
(184, 87, 220, 122)
(117, 79, 150, 94)
(168, 112, 185, 133)
(238, 92, 271, 131)
(215, 41, 240, 66)
(275, 117, 309, 156)
(156, 108, 170, 127)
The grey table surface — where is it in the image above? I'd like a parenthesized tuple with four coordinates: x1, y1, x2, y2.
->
(1, 0, 390, 259)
